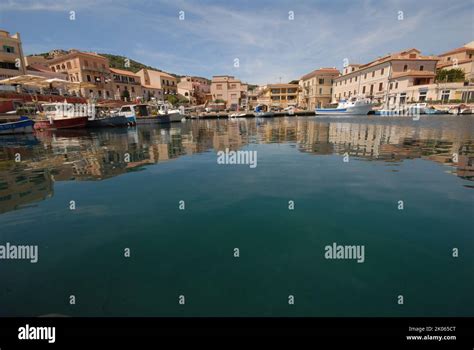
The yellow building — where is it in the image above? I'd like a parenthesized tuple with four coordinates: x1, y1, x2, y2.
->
(258, 83, 299, 109)
(299, 68, 339, 109)
(0, 29, 26, 79)
(47, 50, 114, 99)
(110, 68, 142, 101)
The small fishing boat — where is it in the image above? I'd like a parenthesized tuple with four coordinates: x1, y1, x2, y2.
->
(86, 106, 130, 128)
(0, 116, 35, 135)
(424, 107, 447, 115)
(316, 96, 373, 115)
(34, 103, 89, 130)
(254, 105, 274, 118)
(449, 104, 473, 115)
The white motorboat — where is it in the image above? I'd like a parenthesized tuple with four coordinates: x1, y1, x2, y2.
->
(315, 96, 373, 115)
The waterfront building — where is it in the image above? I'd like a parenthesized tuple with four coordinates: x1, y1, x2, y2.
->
(177, 76, 210, 105)
(47, 50, 114, 99)
(257, 83, 299, 109)
(437, 41, 474, 82)
(135, 68, 177, 99)
(299, 68, 339, 109)
(110, 68, 142, 101)
(332, 49, 438, 105)
(210, 75, 248, 110)
(0, 30, 26, 79)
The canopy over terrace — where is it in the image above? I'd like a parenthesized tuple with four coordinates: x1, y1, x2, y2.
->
(0, 74, 48, 87)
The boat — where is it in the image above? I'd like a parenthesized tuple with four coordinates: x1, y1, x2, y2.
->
(86, 106, 130, 128)
(157, 103, 186, 122)
(34, 103, 88, 130)
(424, 107, 447, 115)
(315, 96, 373, 115)
(0, 116, 35, 135)
(254, 105, 274, 118)
(449, 104, 473, 115)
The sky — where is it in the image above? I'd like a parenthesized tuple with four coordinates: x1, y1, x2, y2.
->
(0, 0, 473, 85)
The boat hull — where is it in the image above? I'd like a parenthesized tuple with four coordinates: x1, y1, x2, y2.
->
(34, 116, 88, 130)
(316, 105, 372, 115)
(87, 115, 130, 128)
(0, 117, 35, 135)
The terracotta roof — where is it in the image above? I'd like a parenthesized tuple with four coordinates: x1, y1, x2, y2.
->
(141, 69, 176, 80)
(438, 45, 474, 57)
(27, 63, 54, 73)
(301, 68, 340, 80)
(110, 67, 138, 76)
(47, 50, 108, 64)
(391, 71, 436, 79)
(267, 83, 299, 88)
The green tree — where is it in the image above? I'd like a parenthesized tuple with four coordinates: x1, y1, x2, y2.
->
(121, 89, 130, 101)
(436, 68, 465, 83)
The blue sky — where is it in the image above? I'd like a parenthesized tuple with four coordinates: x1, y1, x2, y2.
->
(0, 0, 473, 84)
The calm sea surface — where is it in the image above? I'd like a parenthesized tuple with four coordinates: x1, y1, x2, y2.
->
(0, 115, 473, 316)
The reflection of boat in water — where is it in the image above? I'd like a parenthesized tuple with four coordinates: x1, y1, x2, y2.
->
(118, 103, 184, 124)
(0, 116, 35, 135)
(316, 96, 373, 115)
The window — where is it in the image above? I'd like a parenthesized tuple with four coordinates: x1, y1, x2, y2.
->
(399, 92, 406, 104)
(447, 57, 451, 61)
(350, 78, 352, 83)
(381, 68, 384, 75)
(61, 64, 65, 69)
(362, 86, 366, 93)
(319, 88, 322, 94)
(379, 83, 383, 91)
(390, 83, 393, 89)
(216, 84, 222, 90)
(131, 87, 135, 93)
(441, 90, 450, 101)
(0, 62, 17, 70)
(372, 71, 375, 77)
(364, 73, 367, 79)
(354, 90, 356, 95)
(84, 60, 89, 66)
(230, 84, 237, 89)
(87, 75, 91, 82)
(403, 65, 408, 72)
(355, 76, 357, 82)
(67, 62, 72, 69)
(352, 67, 355, 72)
(344, 80, 347, 85)
(51, 67, 56, 72)
(395, 82, 398, 89)
(419, 91, 427, 101)
(3, 45, 14, 53)
(420, 65, 424, 71)
(319, 78, 324, 84)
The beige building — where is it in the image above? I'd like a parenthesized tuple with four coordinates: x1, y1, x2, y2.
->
(437, 41, 474, 82)
(332, 49, 439, 105)
(135, 68, 177, 99)
(299, 68, 339, 109)
(258, 83, 299, 109)
(210, 75, 248, 109)
(110, 68, 142, 101)
(47, 50, 114, 98)
(177, 76, 210, 105)
(0, 30, 26, 79)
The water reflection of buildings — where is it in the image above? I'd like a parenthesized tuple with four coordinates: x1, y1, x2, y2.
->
(0, 118, 472, 214)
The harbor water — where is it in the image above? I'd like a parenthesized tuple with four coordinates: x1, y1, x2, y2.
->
(0, 115, 473, 316)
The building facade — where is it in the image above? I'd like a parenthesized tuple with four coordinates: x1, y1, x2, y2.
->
(210, 75, 248, 110)
(110, 68, 142, 101)
(437, 41, 474, 82)
(177, 76, 211, 105)
(0, 30, 26, 79)
(47, 50, 114, 98)
(299, 68, 339, 109)
(259, 83, 299, 109)
(332, 49, 439, 105)
(135, 69, 177, 99)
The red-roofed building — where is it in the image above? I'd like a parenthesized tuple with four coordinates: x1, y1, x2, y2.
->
(299, 67, 340, 109)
